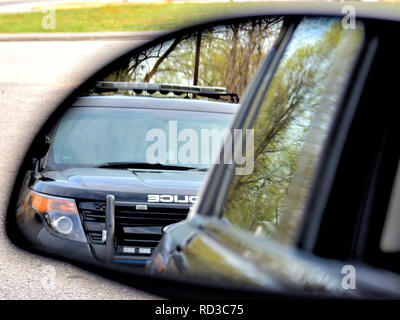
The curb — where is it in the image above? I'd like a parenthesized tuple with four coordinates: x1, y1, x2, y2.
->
(0, 30, 169, 41)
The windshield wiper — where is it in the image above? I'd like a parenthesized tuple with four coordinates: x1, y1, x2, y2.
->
(96, 162, 201, 171)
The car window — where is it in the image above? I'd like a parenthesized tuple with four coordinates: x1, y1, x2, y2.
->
(46, 107, 234, 170)
(222, 17, 364, 244)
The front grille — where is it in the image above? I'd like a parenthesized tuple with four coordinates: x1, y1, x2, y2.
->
(78, 200, 189, 255)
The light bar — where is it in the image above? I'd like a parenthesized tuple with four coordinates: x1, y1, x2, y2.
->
(95, 81, 227, 94)
(93, 81, 239, 102)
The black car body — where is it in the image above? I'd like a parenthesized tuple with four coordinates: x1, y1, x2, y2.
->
(146, 13, 400, 298)
(15, 95, 238, 266)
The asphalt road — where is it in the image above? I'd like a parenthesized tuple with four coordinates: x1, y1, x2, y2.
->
(0, 39, 159, 299)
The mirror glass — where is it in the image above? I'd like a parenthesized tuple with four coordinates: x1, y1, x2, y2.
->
(13, 17, 284, 270)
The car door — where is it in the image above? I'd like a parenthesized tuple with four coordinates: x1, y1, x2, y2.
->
(152, 16, 400, 298)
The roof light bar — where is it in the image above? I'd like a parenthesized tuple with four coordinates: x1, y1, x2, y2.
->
(95, 81, 227, 94)
(93, 81, 239, 103)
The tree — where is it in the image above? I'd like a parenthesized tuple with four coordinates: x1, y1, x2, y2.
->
(101, 17, 283, 100)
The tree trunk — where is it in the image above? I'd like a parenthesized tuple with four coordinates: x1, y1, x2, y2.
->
(193, 31, 202, 98)
(225, 25, 239, 93)
(144, 37, 182, 82)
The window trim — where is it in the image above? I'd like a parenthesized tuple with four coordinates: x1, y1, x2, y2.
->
(380, 159, 400, 254)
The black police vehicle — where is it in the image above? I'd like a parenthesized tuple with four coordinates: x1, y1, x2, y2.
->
(16, 83, 238, 267)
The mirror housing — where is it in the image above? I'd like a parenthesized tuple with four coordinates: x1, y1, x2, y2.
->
(31, 135, 51, 166)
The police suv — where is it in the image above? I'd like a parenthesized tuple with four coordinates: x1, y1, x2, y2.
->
(16, 83, 238, 266)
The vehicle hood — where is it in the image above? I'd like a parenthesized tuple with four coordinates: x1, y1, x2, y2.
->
(32, 167, 206, 202)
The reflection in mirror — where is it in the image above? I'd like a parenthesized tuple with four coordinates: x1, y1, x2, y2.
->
(13, 17, 284, 271)
(98, 17, 283, 101)
(223, 18, 364, 242)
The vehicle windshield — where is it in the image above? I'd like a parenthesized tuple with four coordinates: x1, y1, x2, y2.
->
(45, 106, 234, 171)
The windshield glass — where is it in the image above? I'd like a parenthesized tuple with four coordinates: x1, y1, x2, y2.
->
(45, 106, 234, 171)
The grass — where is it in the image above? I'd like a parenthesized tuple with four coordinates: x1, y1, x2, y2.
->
(2, 1, 397, 33)
(0, 2, 263, 33)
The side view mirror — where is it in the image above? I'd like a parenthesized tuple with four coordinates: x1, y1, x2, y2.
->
(31, 135, 51, 165)
(6, 4, 400, 300)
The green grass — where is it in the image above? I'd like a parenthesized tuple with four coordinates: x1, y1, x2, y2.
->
(0, 2, 262, 33)
(2, 1, 396, 33)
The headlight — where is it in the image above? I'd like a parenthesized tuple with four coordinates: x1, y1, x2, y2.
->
(30, 191, 86, 243)
(52, 216, 74, 235)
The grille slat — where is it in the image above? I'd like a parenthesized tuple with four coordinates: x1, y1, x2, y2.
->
(121, 239, 159, 244)
(89, 231, 103, 244)
(116, 217, 183, 224)
(78, 200, 189, 256)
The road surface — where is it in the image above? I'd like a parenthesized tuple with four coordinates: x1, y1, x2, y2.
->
(0, 39, 159, 299)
